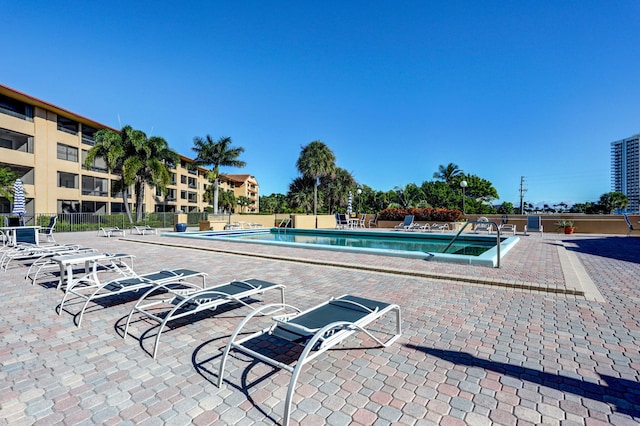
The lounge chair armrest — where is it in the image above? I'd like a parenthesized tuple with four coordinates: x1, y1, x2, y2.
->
(329, 298, 378, 314)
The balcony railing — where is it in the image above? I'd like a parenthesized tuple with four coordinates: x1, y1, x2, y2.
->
(58, 126, 78, 135)
(82, 135, 95, 145)
(0, 106, 33, 122)
(82, 190, 109, 197)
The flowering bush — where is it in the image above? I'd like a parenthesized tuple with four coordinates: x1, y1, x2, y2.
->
(378, 207, 462, 222)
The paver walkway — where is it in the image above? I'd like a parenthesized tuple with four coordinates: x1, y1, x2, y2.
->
(1, 230, 639, 425)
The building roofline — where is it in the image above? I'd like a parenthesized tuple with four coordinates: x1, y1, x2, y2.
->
(0, 83, 118, 131)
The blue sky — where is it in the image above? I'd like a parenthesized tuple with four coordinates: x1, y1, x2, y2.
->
(3, 1, 640, 206)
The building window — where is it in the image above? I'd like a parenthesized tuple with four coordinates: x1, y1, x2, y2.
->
(111, 180, 132, 199)
(0, 128, 34, 153)
(58, 172, 78, 189)
(188, 177, 197, 189)
(155, 204, 175, 213)
(180, 190, 187, 200)
(82, 124, 97, 145)
(156, 187, 176, 201)
(58, 199, 80, 213)
(188, 192, 198, 203)
(82, 176, 108, 196)
(111, 202, 130, 213)
(0, 94, 34, 121)
(81, 150, 108, 172)
(57, 115, 79, 134)
(170, 172, 176, 185)
(180, 175, 187, 184)
(57, 143, 78, 162)
(81, 201, 108, 214)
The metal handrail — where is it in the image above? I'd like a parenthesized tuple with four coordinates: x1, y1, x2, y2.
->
(443, 220, 502, 268)
(276, 218, 291, 234)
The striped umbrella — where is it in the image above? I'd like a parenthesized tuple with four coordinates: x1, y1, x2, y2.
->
(12, 179, 26, 223)
(347, 191, 353, 215)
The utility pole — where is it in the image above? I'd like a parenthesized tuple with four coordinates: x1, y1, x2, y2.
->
(519, 176, 527, 214)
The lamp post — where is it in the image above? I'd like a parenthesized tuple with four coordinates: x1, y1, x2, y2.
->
(356, 188, 362, 213)
(460, 180, 468, 216)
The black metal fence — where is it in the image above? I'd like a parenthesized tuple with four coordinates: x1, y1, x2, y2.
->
(2, 212, 224, 233)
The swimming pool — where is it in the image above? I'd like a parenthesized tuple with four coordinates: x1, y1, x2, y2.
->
(165, 228, 520, 267)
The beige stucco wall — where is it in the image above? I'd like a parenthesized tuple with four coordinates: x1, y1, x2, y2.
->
(377, 215, 639, 234)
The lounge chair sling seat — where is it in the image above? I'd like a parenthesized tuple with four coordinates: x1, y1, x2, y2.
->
(270, 297, 381, 347)
(124, 278, 286, 358)
(217, 294, 401, 426)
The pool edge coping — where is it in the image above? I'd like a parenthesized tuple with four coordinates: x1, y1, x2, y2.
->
(120, 236, 587, 297)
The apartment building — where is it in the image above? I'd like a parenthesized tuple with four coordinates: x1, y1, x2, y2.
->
(0, 84, 259, 216)
(611, 134, 640, 213)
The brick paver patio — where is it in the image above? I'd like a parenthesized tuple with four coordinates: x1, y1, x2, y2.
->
(1, 229, 639, 425)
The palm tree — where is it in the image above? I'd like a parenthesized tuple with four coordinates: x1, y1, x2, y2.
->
(433, 163, 463, 186)
(599, 191, 629, 214)
(128, 135, 178, 222)
(192, 135, 246, 214)
(296, 141, 336, 215)
(87, 125, 177, 223)
(287, 176, 315, 214)
(86, 125, 137, 223)
(320, 167, 356, 213)
(220, 190, 237, 213)
(0, 166, 18, 201)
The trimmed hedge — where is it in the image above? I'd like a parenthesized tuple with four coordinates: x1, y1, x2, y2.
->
(378, 207, 462, 222)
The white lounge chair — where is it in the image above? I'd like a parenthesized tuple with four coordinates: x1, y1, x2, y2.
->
(60, 267, 207, 327)
(1, 243, 82, 273)
(98, 227, 126, 238)
(132, 225, 157, 235)
(217, 294, 401, 426)
(430, 223, 450, 232)
(498, 223, 516, 235)
(124, 278, 286, 358)
(474, 217, 493, 234)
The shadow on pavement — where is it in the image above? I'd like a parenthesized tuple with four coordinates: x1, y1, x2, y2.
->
(408, 345, 640, 421)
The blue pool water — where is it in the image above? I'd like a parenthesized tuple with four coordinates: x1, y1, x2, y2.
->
(165, 228, 520, 267)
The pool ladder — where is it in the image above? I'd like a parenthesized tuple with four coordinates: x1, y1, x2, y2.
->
(276, 218, 291, 234)
(442, 220, 502, 268)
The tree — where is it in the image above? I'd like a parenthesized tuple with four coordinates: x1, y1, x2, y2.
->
(259, 193, 289, 214)
(421, 181, 458, 210)
(129, 134, 178, 222)
(237, 196, 252, 213)
(497, 202, 514, 214)
(206, 187, 236, 213)
(461, 174, 499, 204)
(287, 176, 315, 214)
(320, 167, 356, 213)
(433, 163, 463, 186)
(0, 166, 18, 201)
(296, 141, 336, 215)
(192, 135, 246, 214)
(598, 191, 629, 214)
(219, 190, 237, 213)
(86, 125, 140, 223)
